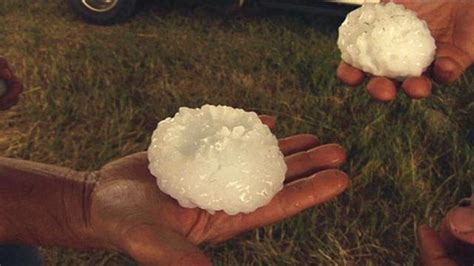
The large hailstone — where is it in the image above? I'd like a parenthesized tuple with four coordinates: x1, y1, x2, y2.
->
(148, 105, 287, 215)
(338, 2, 436, 80)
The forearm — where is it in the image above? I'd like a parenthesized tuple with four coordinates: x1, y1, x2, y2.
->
(0, 157, 99, 248)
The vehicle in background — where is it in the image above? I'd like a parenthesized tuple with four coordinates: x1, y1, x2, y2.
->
(68, 0, 245, 25)
(258, 0, 380, 17)
(68, 0, 380, 25)
(68, 0, 139, 25)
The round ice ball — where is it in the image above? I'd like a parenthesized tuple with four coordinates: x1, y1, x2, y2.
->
(337, 2, 436, 80)
(148, 105, 287, 215)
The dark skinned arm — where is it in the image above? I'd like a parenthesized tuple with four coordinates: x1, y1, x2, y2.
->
(0, 117, 349, 265)
(0, 157, 105, 249)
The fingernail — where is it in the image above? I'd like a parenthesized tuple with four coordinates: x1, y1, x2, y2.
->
(449, 207, 474, 234)
(434, 57, 461, 83)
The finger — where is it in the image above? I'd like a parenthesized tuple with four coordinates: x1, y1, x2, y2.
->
(285, 144, 346, 182)
(0, 80, 22, 110)
(402, 76, 432, 100)
(445, 207, 474, 245)
(0, 97, 19, 111)
(439, 217, 474, 266)
(0, 58, 15, 82)
(0, 57, 8, 75)
(0, 67, 12, 81)
(259, 115, 276, 130)
(234, 169, 348, 234)
(3, 78, 22, 98)
(0, 58, 23, 110)
(418, 224, 457, 266)
(433, 44, 473, 84)
(337, 61, 365, 87)
(123, 225, 211, 266)
(367, 77, 397, 102)
(278, 134, 319, 156)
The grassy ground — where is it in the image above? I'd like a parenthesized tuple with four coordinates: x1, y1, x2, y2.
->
(0, 0, 473, 265)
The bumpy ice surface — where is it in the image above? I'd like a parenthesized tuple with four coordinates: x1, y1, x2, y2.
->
(148, 105, 287, 215)
(338, 2, 436, 80)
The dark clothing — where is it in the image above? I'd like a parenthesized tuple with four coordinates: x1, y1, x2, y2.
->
(0, 245, 42, 266)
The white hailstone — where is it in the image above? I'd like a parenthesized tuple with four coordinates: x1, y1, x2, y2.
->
(148, 105, 287, 215)
(338, 2, 436, 80)
(0, 80, 7, 97)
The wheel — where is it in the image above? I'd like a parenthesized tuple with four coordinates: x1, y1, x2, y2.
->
(68, 0, 138, 25)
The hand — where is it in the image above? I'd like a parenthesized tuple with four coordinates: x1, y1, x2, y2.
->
(418, 204, 474, 266)
(337, 0, 474, 101)
(88, 116, 349, 265)
(0, 58, 23, 110)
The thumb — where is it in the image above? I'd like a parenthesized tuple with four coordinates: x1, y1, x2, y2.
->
(122, 225, 211, 266)
(258, 115, 276, 130)
(433, 43, 473, 84)
(439, 206, 474, 266)
(418, 224, 456, 266)
(444, 206, 474, 245)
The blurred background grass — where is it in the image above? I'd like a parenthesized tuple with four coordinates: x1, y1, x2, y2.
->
(0, 0, 473, 265)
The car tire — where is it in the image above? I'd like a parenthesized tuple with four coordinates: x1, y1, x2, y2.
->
(68, 0, 138, 25)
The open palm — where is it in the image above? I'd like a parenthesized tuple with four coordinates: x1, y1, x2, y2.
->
(88, 117, 348, 265)
(337, 0, 474, 101)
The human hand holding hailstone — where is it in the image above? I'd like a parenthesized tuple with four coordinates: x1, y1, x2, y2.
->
(0, 116, 348, 266)
(337, 0, 474, 101)
(91, 116, 348, 265)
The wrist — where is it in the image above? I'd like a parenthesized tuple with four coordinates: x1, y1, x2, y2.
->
(0, 158, 108, 250)
(59, 170, 104, 249)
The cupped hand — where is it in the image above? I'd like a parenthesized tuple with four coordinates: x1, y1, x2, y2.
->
(419, 203, 474, 266)
(88, 116, 349, 265)
(337, 0, 474, 101)
(0, 58, 23, 110)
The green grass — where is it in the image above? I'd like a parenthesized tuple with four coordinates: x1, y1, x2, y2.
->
(1, 0, 473, 265)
